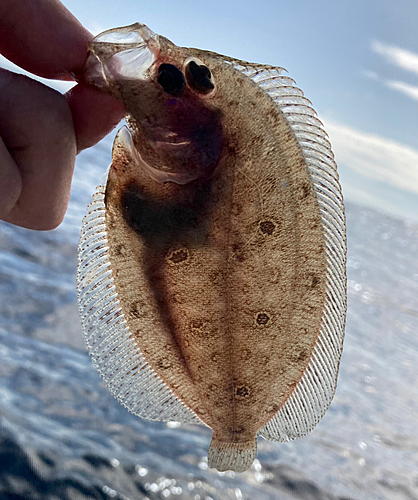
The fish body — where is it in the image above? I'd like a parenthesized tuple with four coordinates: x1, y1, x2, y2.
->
(77, 24, 347, 473)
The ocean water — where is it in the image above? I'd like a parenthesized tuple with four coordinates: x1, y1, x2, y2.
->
(0, 136, 417, 500)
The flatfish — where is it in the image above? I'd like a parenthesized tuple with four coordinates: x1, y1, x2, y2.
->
(77, 23, 347, 473)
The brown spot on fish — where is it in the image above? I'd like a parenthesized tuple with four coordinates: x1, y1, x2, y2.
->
(235, 386, 251, 399)
(299, 183, 311, 200)
(114, 243, 124, 256)
(292, 348, 309, 363)
(209, 270, 223, 284)
(232, 242, 245, 262)
(255, 312, 271, 326)
(267, 404, 280, 415)
(157, 358, 172, 370)
(129, 302, 143, 319)
(310, 274, 320, 288)
(190, 319, 204, 330)
(259, 220, 275, 235)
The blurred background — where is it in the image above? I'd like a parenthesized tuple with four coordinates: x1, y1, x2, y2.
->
(1, 1, 417, 499)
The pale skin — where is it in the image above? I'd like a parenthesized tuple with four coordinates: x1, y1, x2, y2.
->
(0, 0, 125, 230)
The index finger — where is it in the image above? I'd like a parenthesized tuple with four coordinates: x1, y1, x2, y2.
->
(0, 0, 92, 80)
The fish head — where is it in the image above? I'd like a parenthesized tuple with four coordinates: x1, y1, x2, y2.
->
(83, 23, 223, 185)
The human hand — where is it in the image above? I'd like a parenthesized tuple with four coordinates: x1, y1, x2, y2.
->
(0, 0, 125, 230)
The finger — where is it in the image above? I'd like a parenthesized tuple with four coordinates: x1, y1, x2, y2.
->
(0, 69, 76, 230)
(66, 83, 125, 152)
(0, 136, 22, 217)
(0, 0, 91, 80)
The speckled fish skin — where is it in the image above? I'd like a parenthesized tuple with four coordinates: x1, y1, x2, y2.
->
(77, 23, 347, 473)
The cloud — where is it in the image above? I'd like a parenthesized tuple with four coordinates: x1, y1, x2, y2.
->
(362, 70, 378, 80)
(322, 119, 418, 195)
(365, 40, 418, 102)
(371, 40, 418, 75)
(385, 80, 418, 101)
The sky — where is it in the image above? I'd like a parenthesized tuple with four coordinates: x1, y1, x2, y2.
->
(1, 0, 417, 220)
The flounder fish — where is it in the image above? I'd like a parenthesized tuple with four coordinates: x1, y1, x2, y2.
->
(77, 23, 347, 473)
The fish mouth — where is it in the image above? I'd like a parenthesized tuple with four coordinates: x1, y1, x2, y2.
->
(132, 123, 223, 185)
(126, 94, 224, 185)
(118, 126, 204, 185)
(157, 140, 192, 147)
(152, 130, 193, 149)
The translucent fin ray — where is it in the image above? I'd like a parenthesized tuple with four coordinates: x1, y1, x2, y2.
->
(229, 59, 347, 442)
(77, 188, 202, 425)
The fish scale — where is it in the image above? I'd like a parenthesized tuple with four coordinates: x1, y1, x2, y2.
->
(77, 23, 347, 473)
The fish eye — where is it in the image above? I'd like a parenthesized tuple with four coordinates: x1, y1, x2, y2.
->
(184, 58, 215, 95)
(157, 63, 186, 95)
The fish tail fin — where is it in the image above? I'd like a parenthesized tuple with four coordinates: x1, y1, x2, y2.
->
(208, 437, 257, 473)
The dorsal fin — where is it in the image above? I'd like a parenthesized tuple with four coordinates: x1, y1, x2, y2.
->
(224, 59, 347, 441)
